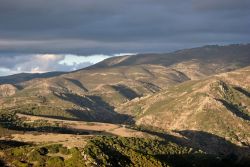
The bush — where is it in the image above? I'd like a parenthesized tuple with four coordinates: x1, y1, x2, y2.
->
(36, 147, 48, 155)
(69, 147, 79, 155)
(12, 160, 29, 167)
(59, 146, 70, 155)
(47, 156, 64, 167)
(65, 147, 86, 167)
(83, 136, 214, 167)
(46, 144, 62, 153)
(11, 147, 26, 156)
(27, 150, 45, 164)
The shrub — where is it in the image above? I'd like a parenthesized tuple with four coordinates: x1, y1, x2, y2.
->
(36, 147, 48, 155)
(11, 147, 26, 156)
(27, 150, 45, 164)
(46, 144, 62, 153)
(83, 136, 215, 167)
(12, 160, 29, 167)
(65, 147, 86, 167)
(59, 146, 70, 155)
(47, 156, 64, 167)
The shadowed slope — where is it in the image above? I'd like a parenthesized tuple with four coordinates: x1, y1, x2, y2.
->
(0, 71, 66, 85)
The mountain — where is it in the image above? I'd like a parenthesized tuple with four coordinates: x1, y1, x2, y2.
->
(0, 71, 66, 85)
(118, 66, 250, 154)
(0, 44, 250, 123)
(0, 44, 250, 166)
(91, 44, 250, 74)
(1, 44, 250, 85)
(0, 64, 190, 123)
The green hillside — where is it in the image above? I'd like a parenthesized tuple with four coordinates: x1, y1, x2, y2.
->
(1, 136, 249, 167)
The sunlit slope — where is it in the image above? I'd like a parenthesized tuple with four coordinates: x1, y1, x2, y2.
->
(91, 44, 250, 78)
(0, 64, 190, 123)
(120, 66, 250, 147)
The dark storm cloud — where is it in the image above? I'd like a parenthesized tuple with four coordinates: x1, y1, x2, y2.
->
(0, 0, 249, 75)
(0, 0, 248, 55)
(192, 0, 250, 11)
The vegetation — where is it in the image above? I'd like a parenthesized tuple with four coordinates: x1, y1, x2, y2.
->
(0, 143, 86, 167)
(84, 136, 231, 167)
(2, 136, 245, 167)
(47, 156, 64, 167)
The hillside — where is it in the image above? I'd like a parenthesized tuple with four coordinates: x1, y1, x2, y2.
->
(0, 44, 250, 123)
(118, 66, 250, 155)
(2, 136, 244, 167)
(0, 44, 250, 166)
(0, 84, 18, 97)
(91, 44, 250, 77)
(0, 72, 66, 85)
(0, 64, 191, 123)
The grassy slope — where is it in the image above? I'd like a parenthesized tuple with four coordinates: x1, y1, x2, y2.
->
(2, 136, 248, 167)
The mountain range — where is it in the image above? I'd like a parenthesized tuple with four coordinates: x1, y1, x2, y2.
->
(0, 44, 250, 166)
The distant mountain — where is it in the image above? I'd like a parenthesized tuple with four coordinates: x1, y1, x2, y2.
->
(90, 44, 250, 71)
(0, 71, 66, 85)
(1, 44, 250, 85)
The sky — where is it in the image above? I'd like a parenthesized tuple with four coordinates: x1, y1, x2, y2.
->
(0, 0, 249, 76)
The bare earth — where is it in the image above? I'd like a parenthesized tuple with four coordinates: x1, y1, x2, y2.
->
(11, 133, 89, 148)
(8, 114, 153, 147)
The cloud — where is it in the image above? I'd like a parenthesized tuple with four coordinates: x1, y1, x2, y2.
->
(192, 0, 250, 11)
(59, 53, 136, 66)
(0, 67, 12, 76)
(0, 54, 65, 74)
(0, 53, 136, 76)
(0, 0, 249, 55)
(59, 54, 111, 66)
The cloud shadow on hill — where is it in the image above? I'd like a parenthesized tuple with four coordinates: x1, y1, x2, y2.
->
(216, 99, 250, 121)
(234, 86, 250, 98)
(131, 127, 250, 166)
(65, 78, 89, 92)
(53, 92, 135, 124)
(111, 84, 141, 100)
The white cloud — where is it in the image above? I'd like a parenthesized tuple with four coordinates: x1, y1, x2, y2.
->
(0, 67, 14, 76)
(59, 53, 136, 66)
(113, 53, 136, 57)
(59, 54, 111, 66)
(36, 54, 64, 61)
(0, 53, 137, 76)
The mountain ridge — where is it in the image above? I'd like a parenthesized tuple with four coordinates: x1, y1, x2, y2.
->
(0, 44, 250, 165)
(1, 44, 250, 85)
(0, 44, 250, 124)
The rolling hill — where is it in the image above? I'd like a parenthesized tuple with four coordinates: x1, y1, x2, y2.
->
(118, 66, 250, 155)
(0, 44, 250, 123)
(0, 44, 250, 166)
(0, 71, 66, 85)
